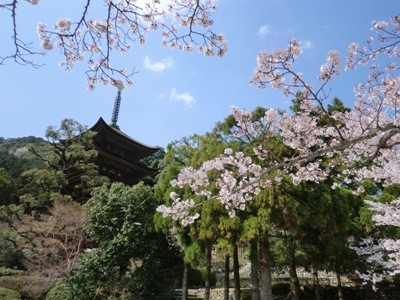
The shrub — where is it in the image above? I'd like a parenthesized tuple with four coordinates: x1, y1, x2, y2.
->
(240, 288, 253, 300)
(0, 276, 53, 300)
(0, 268, 24, 277)
(0, 287, 21, 300)
(0, 232, 24, 269)
(45, 279, 73, 300)
(188, 267, 217, 287)
(272, 282, 290, 295)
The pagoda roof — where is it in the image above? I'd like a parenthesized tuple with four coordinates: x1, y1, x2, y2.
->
(90, 117, 160, 162)
(96, 150, 157, 186)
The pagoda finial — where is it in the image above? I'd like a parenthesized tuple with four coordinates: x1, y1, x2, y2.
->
(110, 90, 122, 129)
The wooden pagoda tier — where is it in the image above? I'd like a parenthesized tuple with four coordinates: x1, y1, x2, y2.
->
(90, 117, 160, 186)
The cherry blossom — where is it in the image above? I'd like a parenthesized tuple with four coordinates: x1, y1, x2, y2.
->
(351, 200, 400, 286)
(1, 0, 227, 90)
(26, 0, 39, 5)
(157, 13, 400, 282)
(157, 148, 263, 225)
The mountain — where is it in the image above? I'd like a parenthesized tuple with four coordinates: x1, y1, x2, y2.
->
(0, 136, 46, 178)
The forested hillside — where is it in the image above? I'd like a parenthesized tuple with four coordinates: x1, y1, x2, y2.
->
(0, 136, 45, 177)
(0, 125, 184, 300)
(0, 137, 46, 206)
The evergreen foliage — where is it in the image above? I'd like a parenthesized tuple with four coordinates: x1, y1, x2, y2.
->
(0, 287, 21, 300)
(44, 279, 70, 300)
(69, 182, 183, 299)
(0, 136, 45, 178)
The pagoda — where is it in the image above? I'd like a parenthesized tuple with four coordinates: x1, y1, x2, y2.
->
(90, 91, 160, 185)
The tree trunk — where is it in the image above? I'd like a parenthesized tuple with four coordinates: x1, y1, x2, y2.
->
(249, 239, 260, 300)
(287, 237, 300, 300)
(182, 261, 189, 300)
(204, 243, 212, 300)
(289, 259, 300, 300)
(312, 266, 321, 300)
(233, 243, 241, 300)
(337, 271, 343, 300)
(224, 254, 230, 300)
(259, 235, 273, 300)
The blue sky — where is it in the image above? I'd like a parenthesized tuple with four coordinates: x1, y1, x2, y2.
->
(0, 1, 397, 149)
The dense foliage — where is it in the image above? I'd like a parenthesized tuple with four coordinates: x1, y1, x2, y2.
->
(2, 2, 400, 299)
(0, 110, 399, 300)
(0, 121, 183, 300)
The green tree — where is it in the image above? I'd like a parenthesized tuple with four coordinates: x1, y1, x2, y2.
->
(70, 182, 182, 300)
(19, 118, 109, 206)
(154, 135, 201, 300)
(189, 135, 243, 300)
(215, 106, 286, 300)
(270, 177, 362, 300)
(0, 168, 15, 205)
(156, 133, 244, 300)
(0, 222, 24, 269)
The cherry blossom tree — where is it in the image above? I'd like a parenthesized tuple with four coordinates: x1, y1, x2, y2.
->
(351, 198, 400, 285)
(157, 12, 400, 284)
(1, 0, 226, 90)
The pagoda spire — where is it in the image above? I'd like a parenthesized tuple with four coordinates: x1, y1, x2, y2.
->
(110, 90, 122, 129)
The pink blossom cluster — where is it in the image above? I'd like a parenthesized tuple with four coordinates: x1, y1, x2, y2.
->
(319, 50, 340, 81)
(156, 192, 200, 226)
(36, 24, 53, 50)
(26, 0, 39, 5)
(366, 199, 400, 228)
(230, 105, 277, 138)
(351, 200, 400, 285)
(248, 21, 400, 190)
(352, 237, 397, 289)
(33, 0, 225, 90)
(345, 13, 400, 71)
(250, 38, 305, 96)
(250, 38, 343, 100)
(157, 148, 262, 224)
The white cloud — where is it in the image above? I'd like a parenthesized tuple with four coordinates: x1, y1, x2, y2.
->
(257, 24, 270, 38)
(144, 56, 174, 72)
(301, 40, 313, 50)
(170, 88, 196, 107)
